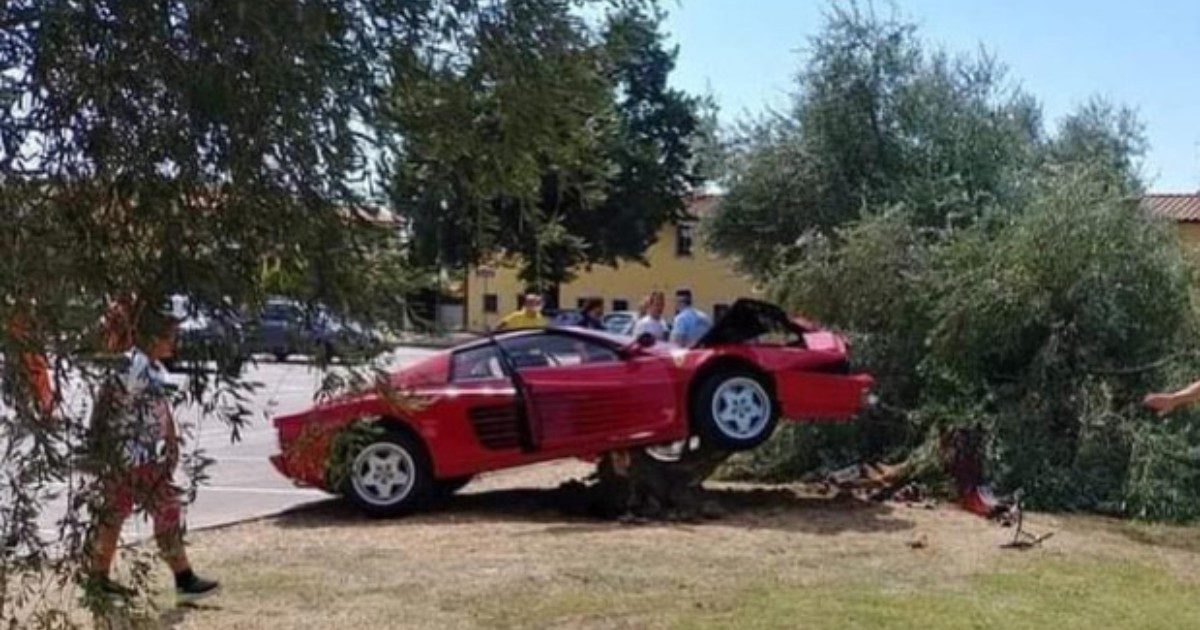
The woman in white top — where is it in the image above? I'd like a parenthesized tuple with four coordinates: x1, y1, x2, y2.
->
(632, 291, 670, 341)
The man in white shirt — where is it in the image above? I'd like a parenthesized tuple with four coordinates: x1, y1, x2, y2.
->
(632, 291, 669, 341)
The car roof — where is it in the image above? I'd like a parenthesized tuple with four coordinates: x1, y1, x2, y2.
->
(453, 325, 632, 353)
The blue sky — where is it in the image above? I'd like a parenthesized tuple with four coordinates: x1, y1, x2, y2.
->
(664, 0, 1200, 192)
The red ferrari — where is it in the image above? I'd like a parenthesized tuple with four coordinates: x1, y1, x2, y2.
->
(269, 300, 874, 516)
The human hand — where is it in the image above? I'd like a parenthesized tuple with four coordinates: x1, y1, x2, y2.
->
(1144, 393, 1181, 417)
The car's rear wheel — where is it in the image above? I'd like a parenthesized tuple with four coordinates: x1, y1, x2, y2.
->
(692, 369, 778, 451)
(344, 430, 431, 517)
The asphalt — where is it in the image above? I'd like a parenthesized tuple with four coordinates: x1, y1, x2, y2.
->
(29, 347, 436, 541)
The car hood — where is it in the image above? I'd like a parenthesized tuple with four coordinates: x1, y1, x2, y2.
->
(272, 352, 449, 427)
(693, 299, 809, 347)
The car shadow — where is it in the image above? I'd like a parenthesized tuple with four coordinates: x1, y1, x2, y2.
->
(270, 483, 914, 537)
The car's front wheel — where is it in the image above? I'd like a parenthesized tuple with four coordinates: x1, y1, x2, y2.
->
(692, 369, 779, 451)
(344, 431, 431, 517)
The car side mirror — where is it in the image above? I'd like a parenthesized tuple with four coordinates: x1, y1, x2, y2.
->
(621, 333, 657, 357)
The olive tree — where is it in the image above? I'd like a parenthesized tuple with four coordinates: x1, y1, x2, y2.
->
(713, 3, 1199, 520)
(707, 3, 1040, 277)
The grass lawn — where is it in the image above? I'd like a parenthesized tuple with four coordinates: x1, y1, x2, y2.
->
(24, 463, 1200, 628)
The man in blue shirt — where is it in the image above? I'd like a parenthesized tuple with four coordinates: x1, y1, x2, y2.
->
(669, 289, 711, 347)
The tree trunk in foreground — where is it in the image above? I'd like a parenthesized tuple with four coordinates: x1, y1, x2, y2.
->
(587, 444, 732, 520)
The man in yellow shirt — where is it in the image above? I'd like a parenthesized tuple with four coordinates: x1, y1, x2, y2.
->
(497, 293, 547, 331)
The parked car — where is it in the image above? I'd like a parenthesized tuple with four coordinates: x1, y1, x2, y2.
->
(549, 309, 582, 327)
(269, 299, 874, 516)
(601, 310, 639, 336)
(165, 296, 247, 376)
(246, 298, 383, 362)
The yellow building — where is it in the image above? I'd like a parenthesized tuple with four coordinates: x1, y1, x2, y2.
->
(464, 194, 761, 330)
(1142, 193, 1200, 258)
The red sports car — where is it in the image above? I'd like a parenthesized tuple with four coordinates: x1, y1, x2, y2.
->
(269, 300, 874, 516)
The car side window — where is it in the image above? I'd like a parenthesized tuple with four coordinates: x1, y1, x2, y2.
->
(451, 345, 505, 381)
(503, 333, 619, 369)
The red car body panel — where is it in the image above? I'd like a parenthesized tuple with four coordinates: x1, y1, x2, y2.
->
(269, 302, 874, 491)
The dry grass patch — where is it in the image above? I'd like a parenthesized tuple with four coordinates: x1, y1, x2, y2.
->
(14, 462, 1200, 628)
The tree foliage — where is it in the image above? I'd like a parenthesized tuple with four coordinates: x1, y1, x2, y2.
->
(0, 1, 425, 324)
(707, 4, 1042, 276)
(0, 1, 702, 621)
(0, 1, 686, 624)
(762, 169, 1200, 519)
(714, 4, 1200, 521)
(387, 1, 700, 289)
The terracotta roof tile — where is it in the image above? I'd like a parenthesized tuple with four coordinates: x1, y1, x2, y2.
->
(1142, 193, 1200, 222)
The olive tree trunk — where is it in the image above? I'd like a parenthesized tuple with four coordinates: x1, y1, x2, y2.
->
(586, 445, 732, 520)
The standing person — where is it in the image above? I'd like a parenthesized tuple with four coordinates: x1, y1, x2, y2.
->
(669, 289, 711, 347)
(497, 293, 547, 331)
(632, 291, 669, 341)
(578, 297, 605, 331)
(87, 307, 219, 604)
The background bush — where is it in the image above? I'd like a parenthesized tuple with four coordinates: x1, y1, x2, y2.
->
(710, 4, 1200, 521)
(725, 169, 1200, 520)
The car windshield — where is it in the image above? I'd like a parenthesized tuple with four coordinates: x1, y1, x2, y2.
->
(500, 333, 619, 368)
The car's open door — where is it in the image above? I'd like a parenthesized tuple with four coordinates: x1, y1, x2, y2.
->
(500, 331, 683, 454)
(446, 340, 534, 456)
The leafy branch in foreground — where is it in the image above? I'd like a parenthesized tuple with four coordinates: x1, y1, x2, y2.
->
(0, 1, 410, 625)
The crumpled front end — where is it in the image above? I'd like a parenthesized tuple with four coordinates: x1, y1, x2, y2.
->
(270, 412, 341, 489)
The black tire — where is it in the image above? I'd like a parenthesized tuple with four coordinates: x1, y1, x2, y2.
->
(432, 475, 473, 499)
(273, 350, 289, 363)
(691, 368, 779, 451)
(342, 430, 432, 517)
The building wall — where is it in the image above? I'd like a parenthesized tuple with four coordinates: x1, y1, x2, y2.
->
(1176, 223, 1200, 257)
(465, 221, 761, 330)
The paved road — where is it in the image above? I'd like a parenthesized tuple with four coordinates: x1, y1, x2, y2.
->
(32, 347, 435, 539)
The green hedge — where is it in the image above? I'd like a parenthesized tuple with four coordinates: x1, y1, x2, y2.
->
(741, 168, 1200, 521)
